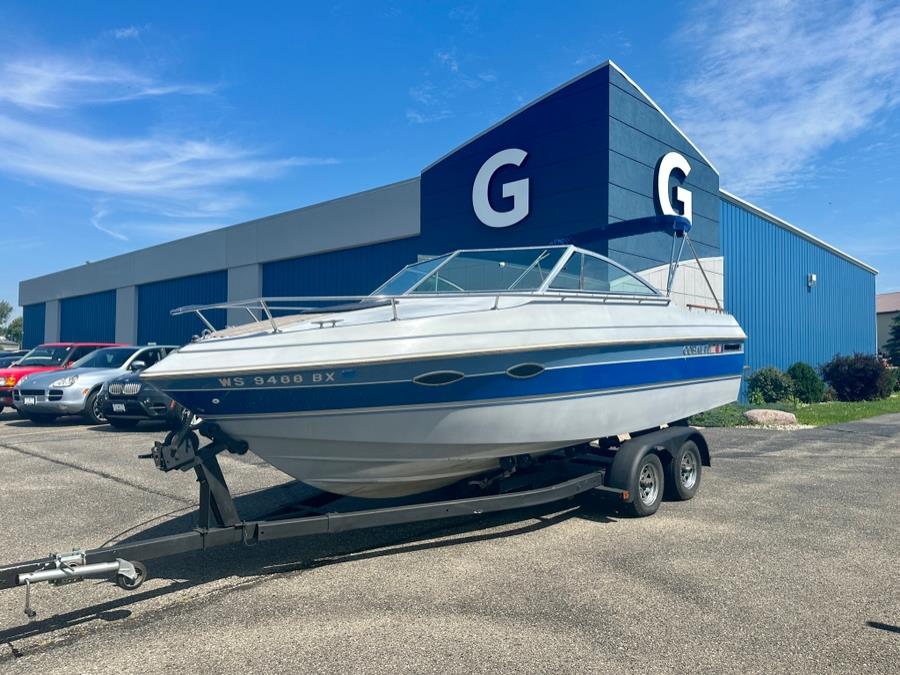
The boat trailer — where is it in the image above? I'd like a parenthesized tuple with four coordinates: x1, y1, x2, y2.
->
(0, 422, 709, 619)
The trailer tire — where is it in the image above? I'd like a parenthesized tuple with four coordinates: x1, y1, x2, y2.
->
(116, 561, 147, 591)
(626, 452, 664, 517)
(666, 440, 702, 501)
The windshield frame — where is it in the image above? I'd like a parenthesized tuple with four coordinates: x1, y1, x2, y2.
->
(370, 245, 661, 298)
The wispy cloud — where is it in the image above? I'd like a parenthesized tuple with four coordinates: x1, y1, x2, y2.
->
(435, 49, 459, 73)
(405, 108, 452, 125)
(0, 114, 334, 198)
(406, 48, 498, 124)
(0, 48, 339, 243)
(90, 206, 127, 241)
(0, 58, 214, 109)
(112, 26, 141, 40)
(448, 6, 480, 34)
(674, 0, 900, 196)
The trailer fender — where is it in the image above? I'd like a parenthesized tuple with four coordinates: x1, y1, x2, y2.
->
(606, 427, 709, 498)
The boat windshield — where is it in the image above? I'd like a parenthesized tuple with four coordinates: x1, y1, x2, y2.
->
(371, 255, 449, 296)
(411, 248, 566, 294)
(370, 246, 660, 297)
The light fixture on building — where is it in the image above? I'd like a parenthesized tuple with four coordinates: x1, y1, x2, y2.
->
(807, 272, 817, 289)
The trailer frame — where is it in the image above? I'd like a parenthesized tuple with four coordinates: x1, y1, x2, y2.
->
(0, 423, 709, 618)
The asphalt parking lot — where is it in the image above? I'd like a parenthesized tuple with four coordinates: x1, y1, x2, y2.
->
(0, 411, 897, 673)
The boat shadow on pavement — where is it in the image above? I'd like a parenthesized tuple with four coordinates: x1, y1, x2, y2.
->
(0, 481, 621, 645)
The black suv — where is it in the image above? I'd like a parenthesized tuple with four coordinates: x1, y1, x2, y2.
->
(100, 348, 186, 428)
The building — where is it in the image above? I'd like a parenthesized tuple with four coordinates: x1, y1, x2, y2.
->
(19, 62, 877, 381)
(877, 292, 900, 354)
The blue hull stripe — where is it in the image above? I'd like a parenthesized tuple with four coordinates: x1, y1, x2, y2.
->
(162, 351, 744, 416)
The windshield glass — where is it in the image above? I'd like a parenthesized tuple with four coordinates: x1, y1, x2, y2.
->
(17, 346, 71, 367)
(72, 347, 138, 370)
(371, 255, 449, 296)
(549, 252, 659, 295)
(411, 248, 566, 294)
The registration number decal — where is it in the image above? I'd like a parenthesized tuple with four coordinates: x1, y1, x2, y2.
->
(216, 371, 337, 388)
(23, 396, 35, 405)
(112, 403, 126, 413)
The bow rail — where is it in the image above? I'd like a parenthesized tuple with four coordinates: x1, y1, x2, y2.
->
(170, 291, 672, 338)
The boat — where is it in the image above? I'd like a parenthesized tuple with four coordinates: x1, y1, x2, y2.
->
(141, 241, 746, 498)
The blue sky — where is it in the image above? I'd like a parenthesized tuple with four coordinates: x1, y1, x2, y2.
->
(1, 0, 899, 314)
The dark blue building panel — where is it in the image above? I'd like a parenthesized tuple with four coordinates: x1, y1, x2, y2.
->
(420, 66, 610, 254)
(722, 198, 876, 375)
(22, 303, 45, 348)
(138, 271, 227, 345)
(606, 69, 720, 271)
(262, 238, 422, 301)
(59, 291, 116, 342)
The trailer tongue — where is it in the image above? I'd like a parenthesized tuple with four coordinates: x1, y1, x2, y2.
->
(0, 421, 709, 620)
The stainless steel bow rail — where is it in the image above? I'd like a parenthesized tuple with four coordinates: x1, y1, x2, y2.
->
(169, 291, 672, 338)
(0, 422, 708, 620)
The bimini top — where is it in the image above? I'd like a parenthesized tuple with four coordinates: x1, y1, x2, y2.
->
(372, 245, 661, 297)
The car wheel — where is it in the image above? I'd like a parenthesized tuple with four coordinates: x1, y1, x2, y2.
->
(109, 418, 139, 429)
(83, 390, 107, 424)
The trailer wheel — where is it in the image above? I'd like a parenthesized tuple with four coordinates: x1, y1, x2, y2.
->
(116, 561, 147, 591)
(626, 453, 664, 517)
(666, 440, 702, 501)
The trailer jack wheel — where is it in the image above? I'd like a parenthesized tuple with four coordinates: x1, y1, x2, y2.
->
(116, 561, 147, 591)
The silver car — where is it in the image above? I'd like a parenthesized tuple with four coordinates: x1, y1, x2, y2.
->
(13, 345, 177, 424)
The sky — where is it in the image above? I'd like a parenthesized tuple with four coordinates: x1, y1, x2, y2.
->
(1, 0, 899, 315)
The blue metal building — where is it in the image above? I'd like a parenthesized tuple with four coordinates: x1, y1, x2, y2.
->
(18, 61, 877, 387)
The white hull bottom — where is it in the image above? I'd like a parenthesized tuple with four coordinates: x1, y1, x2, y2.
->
(214, 377, 740, 498)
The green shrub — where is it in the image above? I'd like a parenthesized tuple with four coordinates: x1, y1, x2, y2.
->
(786, 361, 825, 403)
(821, 353, 894, 402)
(747, 367, 794, 404)
(888, 368, 900, 393)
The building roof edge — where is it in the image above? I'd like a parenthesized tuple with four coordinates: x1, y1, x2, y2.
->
(720, 189, 878, 275)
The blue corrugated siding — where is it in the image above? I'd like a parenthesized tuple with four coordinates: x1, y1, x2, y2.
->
(59, 291, 116, 342)
(22, 303, 45, 348)
(262, 239, 422, 303)
(722, 199, 876, 382)
(138, 271, 227, 345)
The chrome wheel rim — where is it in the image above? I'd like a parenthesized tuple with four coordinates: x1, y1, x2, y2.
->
(680, 451, 697, 490)
(93, 396, 106, 422)
(638, 462, 659, 506)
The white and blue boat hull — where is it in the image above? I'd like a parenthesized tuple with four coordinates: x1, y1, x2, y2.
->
(151, 336, 744, 497)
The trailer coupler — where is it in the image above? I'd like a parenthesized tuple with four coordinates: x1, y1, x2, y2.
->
(17, 551, 145, 620)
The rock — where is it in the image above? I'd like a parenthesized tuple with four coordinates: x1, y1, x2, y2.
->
(744, 408, 798, 426)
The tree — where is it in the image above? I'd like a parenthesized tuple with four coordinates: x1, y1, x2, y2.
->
(5, 316, 22, 346)
(0, 300, 12, 331)
(885, 313, 900, 366)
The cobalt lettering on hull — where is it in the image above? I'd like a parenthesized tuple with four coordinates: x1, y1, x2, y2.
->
(418, 63, 720, 274)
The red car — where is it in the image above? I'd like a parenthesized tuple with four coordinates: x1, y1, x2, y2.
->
(0, 343, 119, 411)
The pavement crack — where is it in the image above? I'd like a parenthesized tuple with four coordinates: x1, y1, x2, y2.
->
(0, 441, 192, 505)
